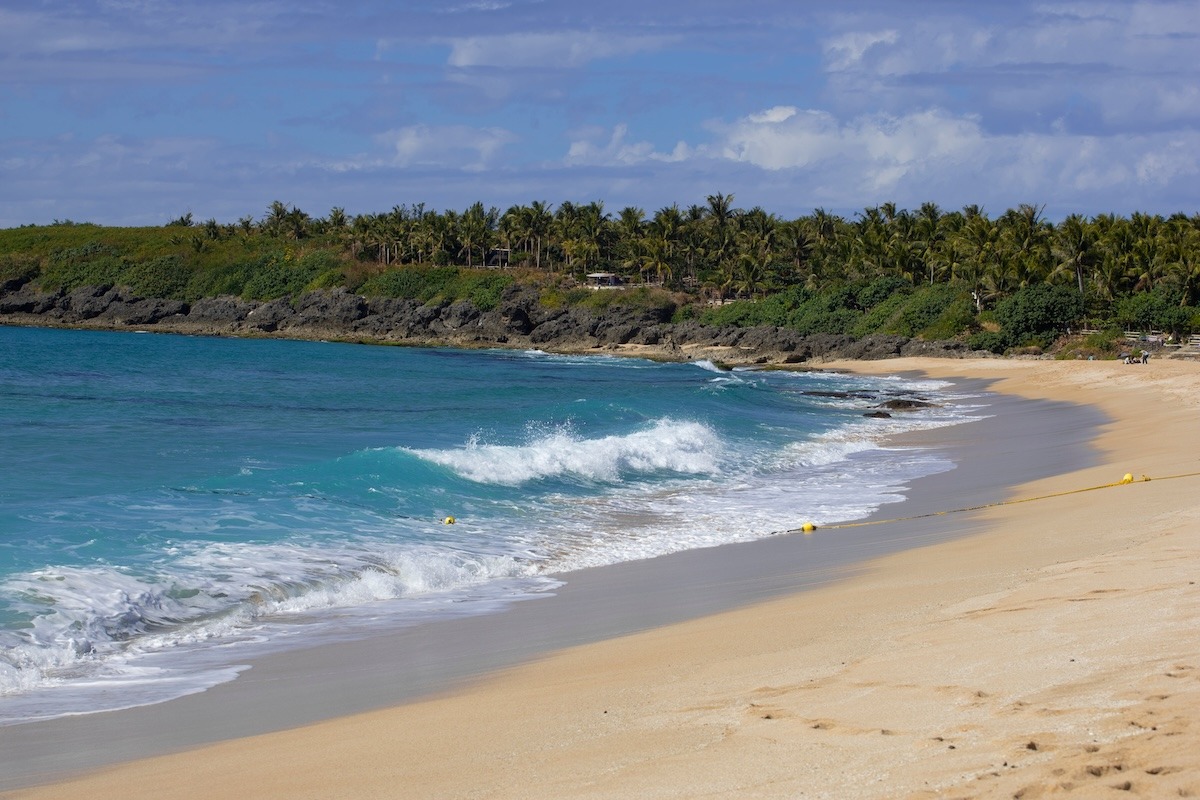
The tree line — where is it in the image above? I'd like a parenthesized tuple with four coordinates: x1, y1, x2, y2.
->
(166, 196, 1200, 315)
(5, 195, 1200, 353)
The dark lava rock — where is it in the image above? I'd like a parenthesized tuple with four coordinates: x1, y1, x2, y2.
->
(876, 398, 938, 410)
(293, 290, 368, 328)
(188, 296, 256, 326)
(96, 293, 187, 325)
(244, 298, 296, 332)
(0, 285, 62, 314)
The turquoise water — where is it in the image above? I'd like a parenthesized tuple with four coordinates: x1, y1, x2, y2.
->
(0, 325, 981, 721)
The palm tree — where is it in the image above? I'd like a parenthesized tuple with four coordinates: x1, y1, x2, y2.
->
(1051, 214, 1097, 295)
(959, 212, 999, 306)
(852, 207, 889, 282)
(706, 192, 735, 230)
(735, 254, 768, 299)
(578, 201, 610, 273)
(706, 193, 738, 279)
(776, 219, 813, 287)
(1097, 218, 1138, 300)
(999, 203, 1051, 286)
(458, 202, 497, 268)
(528, 201, 553, 271)
(650, 205, 684, 281)
(1164, 217, 1200, 306)
(640, 235, 673, 286)
(499, 205, 532, 268)
(930, 236, 969, 288)
(916, 201, 944, 284)
(326, 206, 348, 233)
(616, 206, 646, 277)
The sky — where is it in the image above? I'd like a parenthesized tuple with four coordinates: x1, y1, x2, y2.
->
(2, 0, 1198, 227)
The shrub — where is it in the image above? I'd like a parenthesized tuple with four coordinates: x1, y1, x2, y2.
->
(458, 272, 514, 311)
(699, 286, 810, 328)
(919, 295, 977, 340)
(0, 253, 40, 285)
(39, 242, 126, 291)
(789, 307, 860, 336)
(700, 300, 766, 328)
(241, 251, 324, 300)
(360, 266, 457, 302)
(579, 286, 676, 317)
(1114, 286, 1193, 336)
(308, 268, 349, 291)
(121, 255, 192, 300)
(889, 284, 967, 337)
(995, 284, 1085, 346)
(358, 266, 514, 311)
(186, 260, 252, 300)
(850, 292, 909, 338)
(854, 276, 911, 310)
(967, 330, 1009, 354)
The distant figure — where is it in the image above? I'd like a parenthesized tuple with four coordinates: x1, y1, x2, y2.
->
(1141, 350, 1150, 364)
(1120, 351, 1131, 364)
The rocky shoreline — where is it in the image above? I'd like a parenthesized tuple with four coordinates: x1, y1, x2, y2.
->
(0, 281, 986, 366)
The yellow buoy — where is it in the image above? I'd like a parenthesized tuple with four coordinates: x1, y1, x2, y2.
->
(1121, 473, 1134, 485)
(443, 516, 456, 525)
(801, 522, 816, 534)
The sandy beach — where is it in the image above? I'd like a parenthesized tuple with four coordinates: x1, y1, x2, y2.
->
(5, 356, 1199, 799)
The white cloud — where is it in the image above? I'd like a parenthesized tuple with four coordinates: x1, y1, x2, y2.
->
(564, 103, 1200, 214)
(376, 124, 518, 170)
(822, 29, 899, 71)
(748, 106, 798, 125)
(557, 102, 1200, 207)
(445, 30, 673, 69)
(442, 1, 512, 12)
(565, 124, 689, 166)
(818, 1, 1200, 130)
(711, 106, 982, 177)
(1135, 139, 1200, 185)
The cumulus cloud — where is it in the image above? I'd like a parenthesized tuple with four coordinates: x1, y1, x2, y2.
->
(822, 29, 899, 72)
(711, 106, 979, 172)
(376, 124, 518, 170)
(698, 103, 1200, 209)
(565, 124, 689, 166)
(554, 102, 1199, 216)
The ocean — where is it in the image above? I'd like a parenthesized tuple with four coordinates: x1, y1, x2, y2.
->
(0, 325, 985, 724)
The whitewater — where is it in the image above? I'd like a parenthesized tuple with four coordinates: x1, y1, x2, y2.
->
(0, 326, 986, 723)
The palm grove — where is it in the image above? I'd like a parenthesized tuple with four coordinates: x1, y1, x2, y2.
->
(3, 194, 1199, 355)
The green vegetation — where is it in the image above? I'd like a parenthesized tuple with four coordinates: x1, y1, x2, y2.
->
(3, 197, 1200, 354)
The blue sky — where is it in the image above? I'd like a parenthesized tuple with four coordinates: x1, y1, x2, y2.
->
(2, 0, 1198, 227)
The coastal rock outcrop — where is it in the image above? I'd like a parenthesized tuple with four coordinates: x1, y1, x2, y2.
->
(0, 283, 992, 365)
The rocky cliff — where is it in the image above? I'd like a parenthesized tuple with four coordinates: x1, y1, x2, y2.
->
(0, 280, 984, 365)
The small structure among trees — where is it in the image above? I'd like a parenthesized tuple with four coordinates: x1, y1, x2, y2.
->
(586, 272, 623, 288)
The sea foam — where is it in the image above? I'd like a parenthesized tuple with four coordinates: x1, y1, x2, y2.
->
(408, 418, 723, 485)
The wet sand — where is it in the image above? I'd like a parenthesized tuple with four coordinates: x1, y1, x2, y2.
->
(4, 357, 1199, 798)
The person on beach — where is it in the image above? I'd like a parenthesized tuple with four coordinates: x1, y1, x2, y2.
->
(1141, 350, 1150, 364)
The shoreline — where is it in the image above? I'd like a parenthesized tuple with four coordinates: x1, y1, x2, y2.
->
(0, 374, 1060, 786)
(4, 357, 1199, 798)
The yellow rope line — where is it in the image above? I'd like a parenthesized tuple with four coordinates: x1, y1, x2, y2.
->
(789, 471, 1200, 535)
